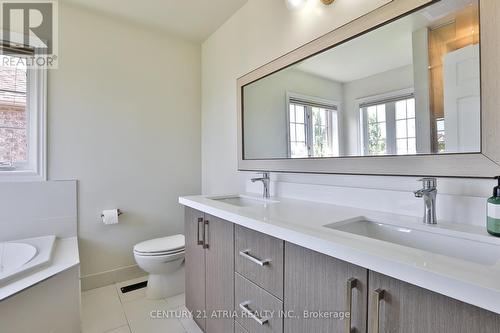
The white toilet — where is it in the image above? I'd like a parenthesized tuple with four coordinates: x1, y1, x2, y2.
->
(133, 234, 185, 299)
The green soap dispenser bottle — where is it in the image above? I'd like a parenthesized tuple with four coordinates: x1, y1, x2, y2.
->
(487, 177, 500, 236)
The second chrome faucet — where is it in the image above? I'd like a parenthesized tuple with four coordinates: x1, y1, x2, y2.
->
(414, 178, 438, 225)
(251, 172, 270, 198)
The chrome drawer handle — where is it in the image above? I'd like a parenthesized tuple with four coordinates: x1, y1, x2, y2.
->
(345, 277, 357, 333)
(203, 220, 209, 249)
(239, 250, 271, 266)
(197, 218, 204, 246)
(239, 301, 269, 325)
(372, 289, 385, 333)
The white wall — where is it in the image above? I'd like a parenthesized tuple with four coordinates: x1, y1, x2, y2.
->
(244, 68, 343, 159)
(48, 3, 201, 287)
(201, 0, 495, 225)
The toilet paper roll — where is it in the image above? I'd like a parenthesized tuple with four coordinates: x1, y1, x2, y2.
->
(102, 209, 119, 225)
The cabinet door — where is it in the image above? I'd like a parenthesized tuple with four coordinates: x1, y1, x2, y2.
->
(205, 214, 235, 333)
(368, 271, 500, 333)
(284, 242, 368, 333)
(184, 208, 206, 331)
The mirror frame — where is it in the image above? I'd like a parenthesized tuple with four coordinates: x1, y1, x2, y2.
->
(237, 0, 500, 178)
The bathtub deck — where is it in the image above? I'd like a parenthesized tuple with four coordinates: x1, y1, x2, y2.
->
(0, 237, 79, 301)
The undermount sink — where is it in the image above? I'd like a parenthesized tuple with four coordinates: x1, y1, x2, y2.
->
(325, 218, 500, 266)
(209, 195, 278, 208)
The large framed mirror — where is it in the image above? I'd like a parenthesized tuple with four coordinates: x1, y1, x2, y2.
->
(237, 0, 500, 178)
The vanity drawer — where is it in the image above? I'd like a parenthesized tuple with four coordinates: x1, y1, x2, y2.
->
(235, 225, 284, 299)
(235, 273, 283, 333)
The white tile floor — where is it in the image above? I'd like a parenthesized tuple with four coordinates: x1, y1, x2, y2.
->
(81, 277, 203, 333)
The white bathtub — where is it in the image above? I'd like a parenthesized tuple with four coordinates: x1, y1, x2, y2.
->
(0, 235, 56, 284)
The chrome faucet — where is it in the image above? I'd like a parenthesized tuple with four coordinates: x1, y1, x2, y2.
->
(251, 172, 270, 199)
(414, 178, 437, 225)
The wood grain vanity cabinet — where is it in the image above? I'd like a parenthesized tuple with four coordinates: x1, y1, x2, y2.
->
(284, 242, 368, 333)
(368, 271, 500, 333)
(184, 207, 234, 333)
(234, 226, 285, 333)
(185, 207, 500, 333)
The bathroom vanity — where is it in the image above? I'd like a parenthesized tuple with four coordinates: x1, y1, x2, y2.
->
(180, 195, 500, 333)
(181, 0, 500, 331)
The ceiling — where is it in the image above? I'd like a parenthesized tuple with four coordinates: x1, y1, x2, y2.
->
(60, 0, 249, 42)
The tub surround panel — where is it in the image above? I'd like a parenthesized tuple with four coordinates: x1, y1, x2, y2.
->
(0, 265, 80, 333)
(180, 195, 500, 314)
(0, 181, 77, 241)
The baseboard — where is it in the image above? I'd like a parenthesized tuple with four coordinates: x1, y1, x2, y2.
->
(81, 264, 146, 291)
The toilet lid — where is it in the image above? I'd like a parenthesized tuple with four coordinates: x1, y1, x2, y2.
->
(134, 234, 185, 254)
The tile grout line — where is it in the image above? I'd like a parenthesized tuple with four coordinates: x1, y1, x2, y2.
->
(84, 279, 190, 333)
(114, 282, 133, 330)
(103, 324, 130, 333)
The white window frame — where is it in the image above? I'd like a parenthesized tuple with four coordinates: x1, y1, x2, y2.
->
(0, 33, 47, 182)
(357, 88, 414, 156)
(285, 92, 341, 158)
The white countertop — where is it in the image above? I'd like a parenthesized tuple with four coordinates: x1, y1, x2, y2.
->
(0, 237, 80, 301)
(180, 194, 500, 314)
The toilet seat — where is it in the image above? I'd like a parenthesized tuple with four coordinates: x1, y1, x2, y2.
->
(133, 235, 185, 256)
(134, 248, 185, 257)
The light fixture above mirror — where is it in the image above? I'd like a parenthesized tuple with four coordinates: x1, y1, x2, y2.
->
(286, 0, 309, 10)
(286, 0, 335, 10)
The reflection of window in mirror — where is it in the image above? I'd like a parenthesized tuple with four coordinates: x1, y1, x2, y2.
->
(287, 94, 339, 158)
(436, 118, 446, 153)
(360, 92, 416, 156)
(241, 0, 481, 161)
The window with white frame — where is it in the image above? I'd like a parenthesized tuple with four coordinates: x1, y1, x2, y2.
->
(287, 95, 340, 158)
(360, 93, 416, 156)
(0, 45, 46, 181)
(436, 118, 446, 153)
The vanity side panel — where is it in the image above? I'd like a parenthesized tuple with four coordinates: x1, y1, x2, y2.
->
(184, 207, 206, 331)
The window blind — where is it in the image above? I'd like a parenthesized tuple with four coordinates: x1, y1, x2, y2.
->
(0, 43, 35, 56)
(290, 98, 338, 111)
(0, 47, 28, 111)
(359, 93, 414, 109)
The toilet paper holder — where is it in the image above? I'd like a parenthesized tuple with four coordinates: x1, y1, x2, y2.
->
(100, 209, 123, 218)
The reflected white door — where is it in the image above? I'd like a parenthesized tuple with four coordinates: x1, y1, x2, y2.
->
(443, 44, 480, 153)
